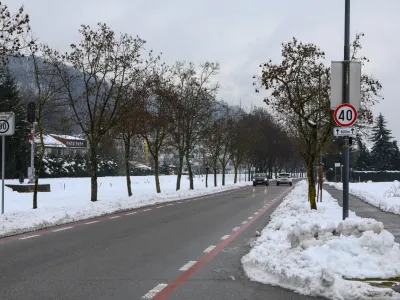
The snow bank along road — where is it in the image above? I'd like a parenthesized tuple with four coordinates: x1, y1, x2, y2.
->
(0, 179, 322, 300)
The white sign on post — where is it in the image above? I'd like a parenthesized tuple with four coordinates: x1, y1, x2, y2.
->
(0, 112, 15, 136)
(334, 163, 340, 167)
(0, 112, 15, 214)
(333, 127, 357, 137)
(330, 61, 361, 110)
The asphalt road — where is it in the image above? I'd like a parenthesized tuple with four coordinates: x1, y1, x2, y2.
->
(0, 179, 324, 300)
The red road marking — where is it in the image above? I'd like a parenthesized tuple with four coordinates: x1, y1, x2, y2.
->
(153, 187, 294, 300)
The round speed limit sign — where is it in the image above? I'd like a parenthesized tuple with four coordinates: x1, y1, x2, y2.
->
(334, 103, 358, 127)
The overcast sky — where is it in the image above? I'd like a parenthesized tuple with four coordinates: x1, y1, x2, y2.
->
(8, 0, 400, 140)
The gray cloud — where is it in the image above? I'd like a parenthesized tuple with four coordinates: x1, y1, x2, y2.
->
(8, 0, 400, 139)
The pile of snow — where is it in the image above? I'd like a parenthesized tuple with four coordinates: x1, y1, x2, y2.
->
(242, 181, 400, 300)
(0, 174, 251, 238)
(330, 181, 400, 215)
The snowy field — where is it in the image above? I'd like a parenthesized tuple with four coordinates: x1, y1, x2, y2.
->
(242, 180, 400, 300)
(329, 181, 400, 215)
(0, 174, 252, 238)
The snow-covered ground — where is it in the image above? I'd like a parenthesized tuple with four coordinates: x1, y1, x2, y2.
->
(242, 180, 400, 300)
(0, 174, 251, 238)
(329, 181, 400, 215)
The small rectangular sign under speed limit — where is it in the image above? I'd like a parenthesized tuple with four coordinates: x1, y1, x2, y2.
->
(333, 126, 357, 137)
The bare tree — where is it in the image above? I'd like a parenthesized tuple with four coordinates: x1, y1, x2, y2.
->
(181, 62, 219, 190)
(138, 63, 174, 193)
(230, 110, 250, 183)
(25, 40, 64, 209)
(0, 3, 32, 65)
(255, 36, 382, 209)
(217, 103, 232, 186)
(44, 23, 145, 202)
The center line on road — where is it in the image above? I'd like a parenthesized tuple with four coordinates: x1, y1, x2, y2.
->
(85, 220, 99, 224)
(248, 216, 253, 220)
(126, 212, 137, 215)
(203, 245, 216, 253)
(143, 209, 152, 212)
(157, 206, 164, 209)
(52, 226, 73, 232)
(109, 216, 120, 219)
(142, 283, 168, 299)
(166, 204, 174, 206)
(221, 235, 230, 240)
(232, 227, 240, 232)
(179, 261, 197, 271)
(152, 185, 295, 300)
(241, 221, 248, 225)
(20, 234, 40, 240)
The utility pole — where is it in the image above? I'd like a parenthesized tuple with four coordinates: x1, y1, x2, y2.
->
(342, 0, 351, 220)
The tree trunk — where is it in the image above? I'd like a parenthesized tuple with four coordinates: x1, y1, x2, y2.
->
(213, 166, 217, 187)
(185, 151, 194, 190)
(222, 165, 226, 186)
(89, 144, 98, 202)
(205, 171, 208, 188)
(123, 135, 132, 197)
(176, 151, 184, 191)
(307, 159, 317, 210)
(154, 155, 161, 193)
(234, 166, 238, 183)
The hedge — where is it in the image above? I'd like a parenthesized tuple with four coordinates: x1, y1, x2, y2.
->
(35, 154, 118, 178)
(326, 169, 400, 182)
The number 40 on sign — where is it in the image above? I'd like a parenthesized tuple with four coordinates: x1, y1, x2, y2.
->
(334, 103, 358, 127)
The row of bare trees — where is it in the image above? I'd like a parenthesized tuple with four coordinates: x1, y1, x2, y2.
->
(0, 3, 300, 206)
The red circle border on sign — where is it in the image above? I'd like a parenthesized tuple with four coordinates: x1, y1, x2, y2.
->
(334, 103, 358, 127)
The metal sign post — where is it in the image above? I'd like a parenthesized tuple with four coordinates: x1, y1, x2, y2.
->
(0, 112, 15, 214)
(27, 102, 36, 184)
(330, 0, 361, 220)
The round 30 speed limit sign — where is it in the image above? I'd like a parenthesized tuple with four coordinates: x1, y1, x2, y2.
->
(334, 103, 358, 127)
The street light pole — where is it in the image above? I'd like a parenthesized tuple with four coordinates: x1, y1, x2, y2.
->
(342, 0, 351, 220)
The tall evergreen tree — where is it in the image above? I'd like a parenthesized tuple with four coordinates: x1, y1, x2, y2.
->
(390, 140, 400, 170)
(355, 138, 371, 170)
(0, 68, 30, 178)
(369, 113, 395, 170)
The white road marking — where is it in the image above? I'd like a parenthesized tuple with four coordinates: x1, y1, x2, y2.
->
(203, 245, 216, 253)
(232, 227, 240, 232)
(166, 204, 174, 206)
(52, 226, 73, 232)
(157, 206, 164, 209)
(221, 235, 230, 240)
(254, 212, 258, 215)
(241, 221, 248, 225)
(248, 216, 253, 220)
(109, 216, 120, 219)
(143, 209, 152, 212)
(264, 189, 267, 194)
(20, 234, 40, 240)
(85, 220, 99, 224)
(142, 283, 168, 299)
(177, 202, 183, 204)
(179, 261, 197, 271)
(253, 188, 255, 193)
(126, 212, 137, 215)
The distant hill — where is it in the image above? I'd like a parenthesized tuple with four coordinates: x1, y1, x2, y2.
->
(7, 56, 83, 135)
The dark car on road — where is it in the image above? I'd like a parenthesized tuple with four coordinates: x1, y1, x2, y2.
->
(252, 173, 269, 186)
